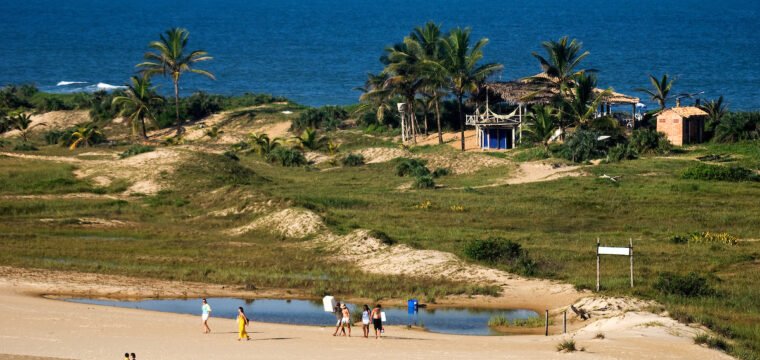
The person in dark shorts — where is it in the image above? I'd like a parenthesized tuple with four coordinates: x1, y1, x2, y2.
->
(371, 304, 383, 339)
(332, 301, 345, 336)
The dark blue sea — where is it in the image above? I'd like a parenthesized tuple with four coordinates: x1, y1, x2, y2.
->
(1, 0, 758, 109)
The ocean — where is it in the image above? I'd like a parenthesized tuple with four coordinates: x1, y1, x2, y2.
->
(0, 0, 758, 109)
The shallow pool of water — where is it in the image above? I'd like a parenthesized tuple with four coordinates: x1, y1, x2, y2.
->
(65, 297, 537, 336)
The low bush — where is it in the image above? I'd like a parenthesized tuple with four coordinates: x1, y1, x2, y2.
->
(395, 158, 430, 177)
(464, 237, 523, 264)
(682, 163, 759, 182)
(668, 235, 689, 244)
(119, 144, 155, 159)
(605, 143, 638, 163)
(488, 315, 547, 328)
(44, 129, 66, 145)
(556, 339, 577, 352)
(291, 106, 347, 132)
(413, 175, 436, 189)
(689, 231, 738, 246)
(269, 147, 307, 167)
(341, 153, 365, 167)
(431, 167, 451, 178)
(13, 143, 38, 151)
(653, 272, 714, 297)
(630, 129, 672, 154)
(555, 129, 607, 163)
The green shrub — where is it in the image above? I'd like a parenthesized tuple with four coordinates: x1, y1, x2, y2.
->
(44, 129, 66, 145)
(341, 153, 365, 167)
(223, 151, 240, 161)
(13, 143, 38, 151)
(184, 92, 222, 121)
(630, 129, 672, 154)
(653, 272, 714, 297)
(605, 143, 638, 163)
(556, 339, 577, 352)
(270, 147, 307, 167)
(432, 167, 451, 178)
(556, 129, 607, 163)
(291, 106, 347, 132)
(119, 145, 155, 159)
(682, 163, 759, 182)
(713, 112, 760, 143)
(489, 315, 545, 328)
(395, 157, 430, 177)
(513, 147, 550, 162)
(464, 237, 522, 264)
(413, 175, 436, 189)
(689, 232, 738, 246)
(668, 235, 689, 244)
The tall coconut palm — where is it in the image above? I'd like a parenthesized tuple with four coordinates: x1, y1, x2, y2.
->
(410, 21, 448, 144)
(382, 40, 427, 143)
(441, 27, 503, 151)
(11, 113, 45, 143)
(528, 36, 595, 100)
(138, 27, 214, 136)
(636, 74, 674, 110)
(524, 105, 558, 150)
(112, 76, 164, 140)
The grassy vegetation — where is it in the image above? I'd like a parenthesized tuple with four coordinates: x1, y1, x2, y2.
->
(1, 139, 759, 357)
(488, 315, 546, 328)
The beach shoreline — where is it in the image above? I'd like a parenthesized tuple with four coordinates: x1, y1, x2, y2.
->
(0, 266, 734, 360)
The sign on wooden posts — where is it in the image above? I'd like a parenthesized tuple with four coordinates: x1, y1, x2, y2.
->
(596, 238, 634, 292)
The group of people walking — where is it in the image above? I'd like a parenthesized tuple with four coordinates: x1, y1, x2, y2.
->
(332, 302, 385, 339)
(199, 298, 385, 342)
(200, 298, 250, 341)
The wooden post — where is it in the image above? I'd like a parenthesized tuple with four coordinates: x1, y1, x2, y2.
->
(630, 238, 634, 288)
(545, 309, 549, 336)
(632, 103, 637, 129)
(596, 238, 601, 292)
(563, 310, 567, 334)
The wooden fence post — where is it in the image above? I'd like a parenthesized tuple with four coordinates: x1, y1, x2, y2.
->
(545, 309, 549, 336)
(630, 238, 634, 288)
(563, 310, 567, 334)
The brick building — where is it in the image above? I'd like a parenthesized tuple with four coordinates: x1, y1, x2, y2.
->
(656, 107, 708, 146)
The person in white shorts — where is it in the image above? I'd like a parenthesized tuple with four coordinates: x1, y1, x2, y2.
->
(201, 298, 212, 334)
(361, 304, 371, 338)
(340, 304, 352, 337)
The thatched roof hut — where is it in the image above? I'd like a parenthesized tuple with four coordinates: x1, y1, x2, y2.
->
(482, 73, 639, 106)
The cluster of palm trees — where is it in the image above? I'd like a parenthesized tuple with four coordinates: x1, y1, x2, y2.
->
(116, 27, 214, 140)
(0, 113, 44, 143)
(241, 127, 333, 164)
(358, 22, 503, 150)
(520, 37, 611, 145)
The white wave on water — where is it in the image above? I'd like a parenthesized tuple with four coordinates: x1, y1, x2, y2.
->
(56, 81, 89, 86)
(95, 82, 126, 91)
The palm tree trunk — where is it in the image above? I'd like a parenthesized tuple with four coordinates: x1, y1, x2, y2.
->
(141, 117, 148, 139)
(435, 99, 443, 145)
(423, 108, 429, 137)
(458, 94, 465, 151)
(173, 79, 182, 136)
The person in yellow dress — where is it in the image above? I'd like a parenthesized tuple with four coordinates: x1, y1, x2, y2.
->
(237, 307, 251, 341)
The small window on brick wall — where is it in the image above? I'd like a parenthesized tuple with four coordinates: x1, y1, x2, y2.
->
(659, 119, 666, 123)
(673, 119, 680, 124)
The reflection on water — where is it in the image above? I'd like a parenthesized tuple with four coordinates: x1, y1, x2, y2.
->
(66, 297, 537, 336)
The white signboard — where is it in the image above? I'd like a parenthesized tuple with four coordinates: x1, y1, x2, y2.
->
(598, 246, 631, 256)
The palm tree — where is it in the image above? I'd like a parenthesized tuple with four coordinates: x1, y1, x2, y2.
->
(410, 21, 448, 144)
(524, 105, 558, 150)
(248, 132, 282, 160)
(699, 96, 727, 136)
(68, 125, 104, 150)
(636, 74, 674, 110)
(112, 75, 164, 140)
(441, 27, 503, 151)
(527, 36, 595, 100)
(564, 73, 611, 127)
(11, 114, 45, 143)
(356, 72, 394, 126)
(138, 28, 214, 136)
(383, 40, 427, 143)
(294, 128, 328, 151)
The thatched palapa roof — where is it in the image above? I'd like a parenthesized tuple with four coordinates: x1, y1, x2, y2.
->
(483, 73, 639, 106)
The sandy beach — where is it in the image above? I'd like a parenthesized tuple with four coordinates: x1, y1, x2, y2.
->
(0, 267, 733, 360)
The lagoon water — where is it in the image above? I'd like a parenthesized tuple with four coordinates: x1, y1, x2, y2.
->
(1, 0, 759, 109)
(66, 297, 538, 336)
